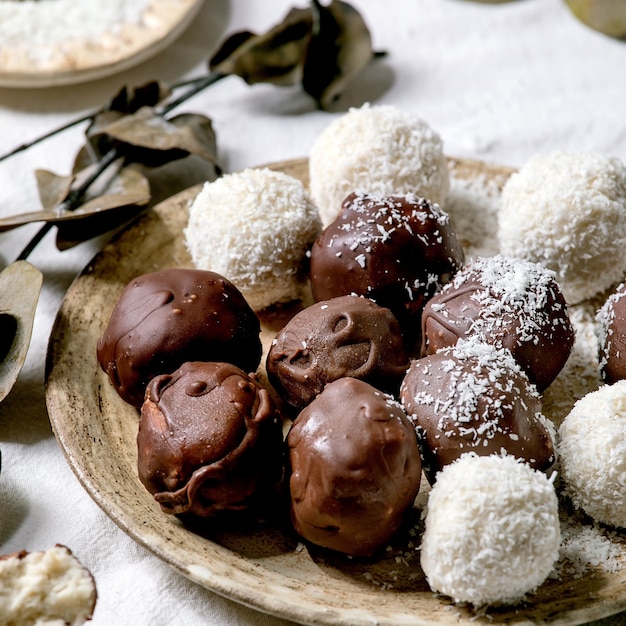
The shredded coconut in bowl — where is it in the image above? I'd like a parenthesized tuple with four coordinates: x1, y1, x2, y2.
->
(558, 380, 626, 528)
(497, 151, 626, 305)
(309, 103, 450, 226)
(420, 453, 560, 608)
(184, 168, 322, 311)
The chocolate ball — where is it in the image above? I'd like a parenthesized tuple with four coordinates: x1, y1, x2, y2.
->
(309, 192, 464, 341)
(597, 281, 626, 384)
(96, 269, 262, 407)
(137, 361, 284, 519)
(266, 295, 409, 409)
(287, 377, 422, 557)
(400, 339, 556, 484)
(420, 255, 575, 392)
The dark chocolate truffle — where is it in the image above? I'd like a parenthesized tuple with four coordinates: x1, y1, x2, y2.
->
(287, 377, 422, 557)
(96, 269, 262, 407)
(400, 339, 556, 484)
(597, 281, 626, 383)
(266, 295, 409, 409)
(309, 192, 464, 339)
(137, 361, 284, 519)
(420, 254, 574, 392)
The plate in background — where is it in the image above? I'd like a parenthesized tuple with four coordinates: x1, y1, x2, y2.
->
(0, 0, 204, 88)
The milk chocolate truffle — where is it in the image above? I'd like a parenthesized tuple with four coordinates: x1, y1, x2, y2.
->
(266, 295, 409, 409)
(138, 361, 284, 519)
(597, 281, 626, 383)
(400, 339, 556, 484)
(97, 269, 262, 407)
(309, 192, 464, 340)
(287, 377, 421, 557)
(421, 255, 574, 392)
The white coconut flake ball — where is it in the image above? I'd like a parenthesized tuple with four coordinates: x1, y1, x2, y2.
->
(498, 151, 626, 304)
(185, 168, 322, 311)
(420, 453, 560, 607)
(558, 381, 626, 528)
(309, 103, 450, 226)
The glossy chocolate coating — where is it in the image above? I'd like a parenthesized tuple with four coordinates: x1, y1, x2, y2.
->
(400, 340, 555, 484)
(287, 377, 421, 556)
(266, 295, 409, 409)
(598, 282, 626, 383)
(97, 269, 262, 407)
(309, 192, 464, 339)
(420, 255, 574, 392)
(137, 361, 284, 518)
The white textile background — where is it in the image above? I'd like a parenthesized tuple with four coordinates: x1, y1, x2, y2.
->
(0, 0, 625, 624)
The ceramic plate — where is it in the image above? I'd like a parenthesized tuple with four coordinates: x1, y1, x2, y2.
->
(45, 157, 626, 625)
(0, 0, 204, 88)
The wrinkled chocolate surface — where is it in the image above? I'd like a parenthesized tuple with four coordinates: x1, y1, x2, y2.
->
(266, 295, 409, 409)
(400, 341, 555, 484)
(96, 269, 262, 407)
(287, 377, 421, 556)
(137, 361, 284, 519)
(420, 256, 575, 392)
(309, 192, 464, 342)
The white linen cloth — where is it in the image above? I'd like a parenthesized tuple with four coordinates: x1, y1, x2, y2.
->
(0, 0, 625, 624)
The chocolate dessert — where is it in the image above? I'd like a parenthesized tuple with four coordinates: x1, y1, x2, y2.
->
(309, 192, 464, 344)
(97, 269, 262, 407)
(400, 339, 556, 484)
(597, 281, 626, 383)
(137, 361, 284, 519)
(287, 377, 422, 557)
(266, 294, 409, 409)
(420, 255, 574, 392)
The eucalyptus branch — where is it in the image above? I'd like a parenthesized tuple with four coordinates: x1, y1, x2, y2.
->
(15, 147, 120, 262)
(12, 73, 224, 264)
(0, 74, 221, 164)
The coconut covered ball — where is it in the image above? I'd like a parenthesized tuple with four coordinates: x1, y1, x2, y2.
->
(498, 151, 626, 304)
(309, 103, 450, 226)
(420, 453, 560, 607)
(185, 168, 322, 311)
(558, 381, 626, 528)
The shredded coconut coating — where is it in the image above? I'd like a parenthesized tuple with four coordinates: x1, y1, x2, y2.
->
(558, 381, 626, 528)
(497, 151, 626, 304)
(420, 453, 560, 607)
(309, 103, 450, 226)
(185, 168, 322, 311)
(0, 545, 97, 626)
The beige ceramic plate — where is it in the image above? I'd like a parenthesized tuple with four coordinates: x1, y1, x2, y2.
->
(46, 157, 626, 625)
(0, 0, 204, 88)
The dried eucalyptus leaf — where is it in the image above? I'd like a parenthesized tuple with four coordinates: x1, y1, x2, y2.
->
(0, 261, 43, 404)
(55, 204, 146, 251)
(35, 169, 74, 212)
(209, 6, 313, 86)
(53, 167, 151, 250)
(108, 80, 171, 114)
(94, 108, 220, 169)
(303, 0, 380, 109)
(0, 165, 148, 234)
